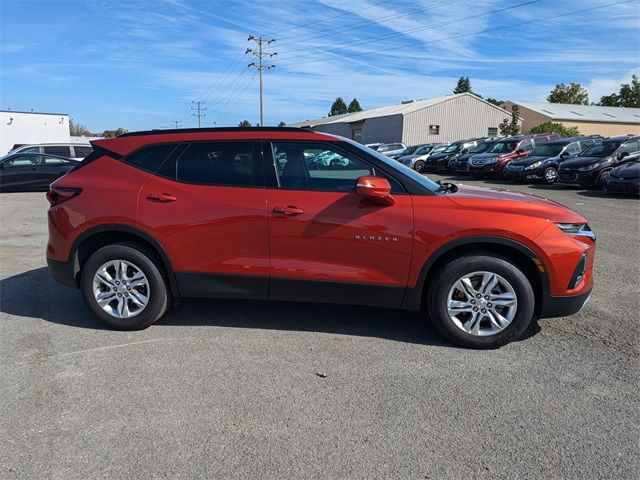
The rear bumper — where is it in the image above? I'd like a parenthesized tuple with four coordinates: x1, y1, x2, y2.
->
(47, 257, 78, 289)
(540, 289, 591, 318)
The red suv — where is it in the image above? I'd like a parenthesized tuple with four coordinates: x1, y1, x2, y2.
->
(46, 128, 595, 348)
(468, 134, 559, 177)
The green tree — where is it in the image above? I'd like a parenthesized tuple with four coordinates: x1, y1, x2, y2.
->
(529, 121, 581, 137)
(238, 120, 252, 127)
(547, 83, 589, 105)
(278, 121, 287, 127)
(453, 76, 472, 94)
(101, 128, 128, 138)
(69, 119, 93, 136)
(485, 98, 505, 107)
(329, 97, 348, 116)
(347, 98, 363, 113)
(499, 105, 521, 136)
(598, 74, 640, 108)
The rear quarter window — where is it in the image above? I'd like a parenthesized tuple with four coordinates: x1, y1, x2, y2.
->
(43, 146, 72, 157)
(123, 144, 179, 173)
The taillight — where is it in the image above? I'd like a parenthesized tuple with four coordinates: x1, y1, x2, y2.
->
(46, 187, 82, 206)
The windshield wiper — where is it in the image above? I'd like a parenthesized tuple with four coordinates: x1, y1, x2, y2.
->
(435, 180, 458, 194)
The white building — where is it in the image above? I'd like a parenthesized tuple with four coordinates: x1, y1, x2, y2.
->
(1, 110, 71, 155)
(290, 93, 519, 145)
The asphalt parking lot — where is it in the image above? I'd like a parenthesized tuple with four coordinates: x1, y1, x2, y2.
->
(1, 178, 638, 479)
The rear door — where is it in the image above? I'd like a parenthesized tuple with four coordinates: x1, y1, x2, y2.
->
(0, 155, 40, 190)
(138, 140, 270, 299)
(264, 141, 414, 307)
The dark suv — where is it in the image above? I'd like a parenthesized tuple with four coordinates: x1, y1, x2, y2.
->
(449, 139, 503, 174)
(558, 136, 640, 188)
(505, 137, 598, 184)
(423, 139, 480, 173)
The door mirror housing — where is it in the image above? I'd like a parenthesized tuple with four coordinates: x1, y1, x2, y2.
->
(618, 151, 629, 160)
(355, 176, 395, 205)
(560, 151, 570, 158)
(516, 148, 525, 155)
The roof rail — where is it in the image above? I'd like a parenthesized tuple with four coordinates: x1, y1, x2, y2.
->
(119, 126, 311, 138)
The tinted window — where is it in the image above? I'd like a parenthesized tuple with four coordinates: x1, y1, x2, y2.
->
(581, 141, 621, 157)
(43, 146, 72, 157)
(566, 142, 582, 155)
(619, 140, 639, 154)
(176, 142, 255, 186)
(489, 141, 518, 153)
(519, 140, 533, 150)
(124, 144, 178, 173)
(4, 155, 39, 166)
(42, 156, 71, 165)
(73, 146, 93, 158)
(531, 144, 564, 157)
(22, 146, 41, 153)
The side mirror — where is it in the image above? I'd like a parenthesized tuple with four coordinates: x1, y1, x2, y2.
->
(355, 176, 395, 205)
(560, 151, 569, 158)
(516, 148, 525, 155)
(460, 148, 469, 154)
(618, 151, 629, 160)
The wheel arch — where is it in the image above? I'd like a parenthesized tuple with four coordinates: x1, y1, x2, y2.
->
(70, 224, 179, 298)
(401, 236, 550, 315)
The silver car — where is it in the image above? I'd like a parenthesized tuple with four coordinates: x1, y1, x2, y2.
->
(400, 143, 449, 172)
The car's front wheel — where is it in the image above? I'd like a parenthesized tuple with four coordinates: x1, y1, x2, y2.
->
(81, 243, 170, 329)
(427, 254, 535, 348)
(414, 160, 425, 173)
(544, 166, 558, 184)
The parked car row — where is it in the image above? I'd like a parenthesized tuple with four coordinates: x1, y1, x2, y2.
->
(387, 134, 639, 195)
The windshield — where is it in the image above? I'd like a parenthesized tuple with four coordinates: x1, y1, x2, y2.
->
(444, 143, 462, 153)
(488, 141, 518, 154)
(431, 145, 448, 153)
(403, 145, 421, 155)
(580, 141, 620, 157)
(414, 145, 434, 155)
(469, 143, 490, 154)
(348, 140, 441, 193)
(530, 144, 564, 157)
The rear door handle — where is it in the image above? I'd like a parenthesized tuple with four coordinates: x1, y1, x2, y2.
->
(272, 205, 304, 216)
(146, 193, 177, 203)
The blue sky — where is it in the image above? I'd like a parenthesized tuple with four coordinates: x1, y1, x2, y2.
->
(1, 0, 638, 132)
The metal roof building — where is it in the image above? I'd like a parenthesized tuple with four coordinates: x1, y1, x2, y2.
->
(503, 101, 640, 137)
(290, 93, 517, 145)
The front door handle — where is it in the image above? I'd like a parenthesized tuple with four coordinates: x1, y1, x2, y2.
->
(146, 193, 177, 203)
(272, 205, 304, 216)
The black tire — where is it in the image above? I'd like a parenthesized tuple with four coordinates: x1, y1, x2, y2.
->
(414, 160, 425, 173)
(427, 254, 535, 349)
(81, 243, 169, 330)
(596, 169, 610, 189)
(544, 166, 558, 184)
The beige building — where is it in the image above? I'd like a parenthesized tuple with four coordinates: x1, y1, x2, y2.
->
(290, 93, 517, 145)
(503, 101, 640, 136)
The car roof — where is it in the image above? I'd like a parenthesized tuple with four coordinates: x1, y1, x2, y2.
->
(3, 152, 73, 160)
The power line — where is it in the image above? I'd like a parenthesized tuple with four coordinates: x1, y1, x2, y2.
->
(276, 0, 633, 68)
(247, 35, 276, 126)
(171, 120, 182, 129)
(217, 74, 258, 126)
(191, 101, 207, 127)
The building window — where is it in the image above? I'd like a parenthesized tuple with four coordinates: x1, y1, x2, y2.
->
(488, 127, 498, 136)
(352, 128, 362, 143)
(429, 125, 440, 135)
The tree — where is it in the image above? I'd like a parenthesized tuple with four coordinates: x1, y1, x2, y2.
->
(238, 120, 251, 127)
(101, 128, 128, 138)
(485, 98, 505, 107)
(453, 76, 472, 94)
(547, 83, 589, 105)
(598, 74, 640, 108)
(329, 97, 348, 116)
(499, 105, 521, 136)
(530, 122, 580, 137)
(347, 98, 363, 113)
(278, 121, 287, 127)
(69, 119, 93, 137)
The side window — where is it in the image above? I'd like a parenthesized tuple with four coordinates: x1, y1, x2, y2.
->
(566, 142, 581, 155)
(429, 125, 440, 135)
(4, 155, 39, 167)
(619, 140, 639, 155)
(42, 156, 71, 165)
(73, 146, 93, 158)
(123, 143, 179, 173)
(272, 142, 376, 192)
(43, 146, 72, 157)
(488, 127, 498, 136)
(22, 146, 41, 153)
(519, 140, 533, 151)
(176, 142, 255, 186)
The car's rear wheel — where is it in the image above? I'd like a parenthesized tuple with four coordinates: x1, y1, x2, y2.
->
(427, 254, 535, 348)
(81, 243, 169, 329)
(544, 166, 558, 184)
(414, 160, 425, 173)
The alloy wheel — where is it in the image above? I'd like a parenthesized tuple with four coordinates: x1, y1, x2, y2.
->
(446, 271, 518, 336)
(545, 167, 558, 183)
(92, 259, 150, 318)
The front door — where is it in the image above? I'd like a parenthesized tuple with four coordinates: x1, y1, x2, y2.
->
(264, 141, 414, 308)
(0, 155, 40, 190)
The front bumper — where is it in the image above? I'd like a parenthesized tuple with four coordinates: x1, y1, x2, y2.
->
(468, 163, 503, 176)
(558, 169, 596, 187)
(540, 290, 591, 318)
(449, 162, 469, 174)
(603, 178, 640, 195)
(505, 166, 544, 180)
(423, 160, 450, 172)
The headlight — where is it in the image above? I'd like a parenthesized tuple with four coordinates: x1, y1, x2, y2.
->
(555, 223, 596, 240)
(525, 161, 542, 170)
(579, 163, 599, 171)
(485, 157, 497, 164)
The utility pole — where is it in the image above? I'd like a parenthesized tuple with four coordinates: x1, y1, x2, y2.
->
(171, 120, 181, 129)
(191, 101, 206, 127)
(247, 35, 276, 126)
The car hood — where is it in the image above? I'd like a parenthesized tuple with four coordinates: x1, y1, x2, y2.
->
(470, 152, 502, 160)
(609, 161, 640, 179)
(399, 154, 418, 161)
(429, 152, 455, 160)
(510, 154, 555, 167)
(560, 156, 604, 169)
(447, 185, 585, 222)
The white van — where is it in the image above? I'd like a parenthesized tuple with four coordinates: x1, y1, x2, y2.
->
(8, 143, 93, 160)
